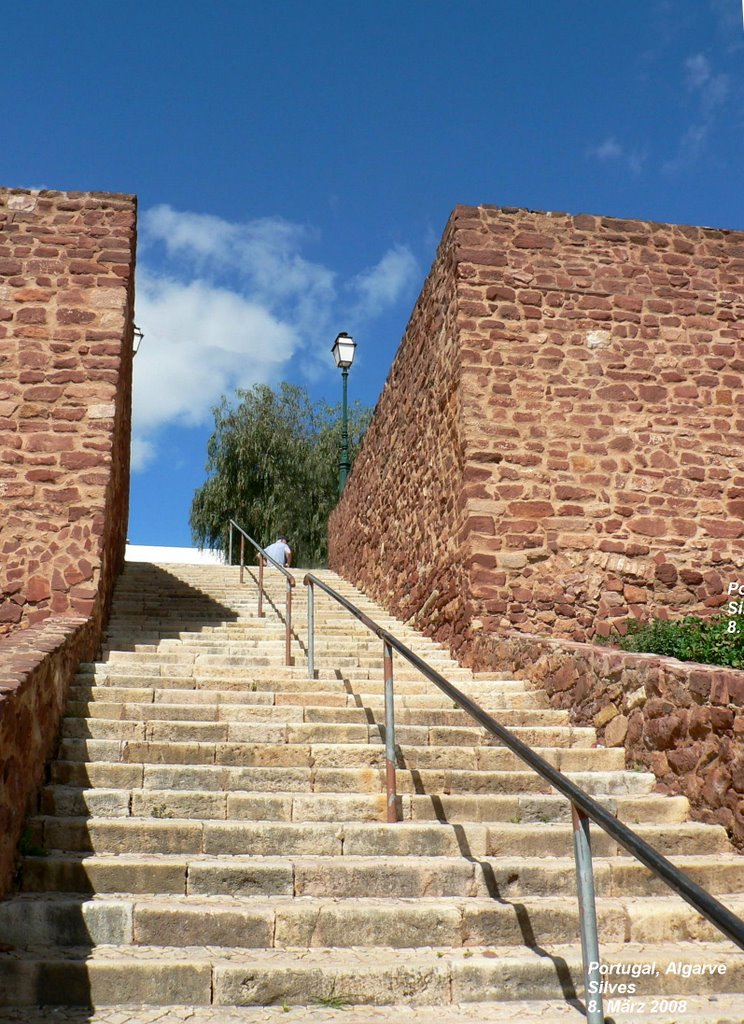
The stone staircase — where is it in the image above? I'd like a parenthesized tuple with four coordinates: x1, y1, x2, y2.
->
(2, 561, 744, 1024)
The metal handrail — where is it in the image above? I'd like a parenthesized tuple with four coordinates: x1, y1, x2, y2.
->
(229, 520, 295, 665)
(304, 571, 744, 1024)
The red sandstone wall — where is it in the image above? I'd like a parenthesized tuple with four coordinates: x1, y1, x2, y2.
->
(0, 188, 135, 633)
(484, 631, 744, 848)
(329, 203, 744, 843)
(0, 187, 135, 892)
(458, 205, 744, 650)
(329, 203, 744, 846)
(330, 204, 744, 655)
(329, 215, 472, 641)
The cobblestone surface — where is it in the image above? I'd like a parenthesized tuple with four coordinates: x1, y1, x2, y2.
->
(2, 995, 744, 1024)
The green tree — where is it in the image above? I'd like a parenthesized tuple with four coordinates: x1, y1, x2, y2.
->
(190, 382, 370, 567)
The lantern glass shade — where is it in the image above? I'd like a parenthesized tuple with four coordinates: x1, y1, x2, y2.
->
(332, 332, 356, 369)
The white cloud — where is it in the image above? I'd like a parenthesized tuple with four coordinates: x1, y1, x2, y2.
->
(142, 205, 239, 260)
(700, 72, 730, 114)
(589, 137, 624, 161)
(586, 137, 645, 176)
(663, 54, 730, 173)
(133, 206, 421, 469)
(133, 272, 297, 435)
(130, 436, 156, 472)
(348, 245, 419, 319)
(141, 206, 336, 335)
(684, 53, 729, 113)
(685, 53, 711, 89)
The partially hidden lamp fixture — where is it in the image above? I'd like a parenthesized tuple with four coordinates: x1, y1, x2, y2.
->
(133, 325, 144, 355)
(331, 332, 357, 495)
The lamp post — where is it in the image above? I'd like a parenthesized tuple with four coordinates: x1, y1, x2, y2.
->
(331, 331, 357, 496)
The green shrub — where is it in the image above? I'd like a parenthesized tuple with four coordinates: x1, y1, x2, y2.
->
(602, 614, 744, 670)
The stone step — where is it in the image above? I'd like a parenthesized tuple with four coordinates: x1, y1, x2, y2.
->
(49, 762, 655, 797)
(21, 852, 744, 900)
(39, 786, 687, 825)
(98, 653, 472, 675)
(59, 718, 595, 749)
(105, 630, 459, 649)
(54, 739, 624, 772)
(24, 816, 731, 859)
(14, 561, 744, 1020)
(65, 698, 569, 727)
(104, 636, 489, 662)
(109, 670, 497, 692)
(1, 942, 742, 1007)
(4, 892, 744, 951)
(76, 669, 492, 690)
(101, 645, 467, 663)
(4, 996, 744, 1024)
(68, 683, 548, 710)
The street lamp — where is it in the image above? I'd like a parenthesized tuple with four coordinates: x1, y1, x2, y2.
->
(331, 331, 357, 495)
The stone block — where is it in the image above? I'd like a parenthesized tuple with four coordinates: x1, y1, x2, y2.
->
(133, 900, 275, 947)
(604, 712, 629, 747)
(187, 859, 293, 896)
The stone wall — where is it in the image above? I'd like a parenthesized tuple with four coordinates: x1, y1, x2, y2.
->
(0, 187, 136, 892)
(0, 616, 96, 889)
(0, 187, 135, 633)
(328, 202, 744, 848)
(329, 215, 472, 642)
(458, 205, 744, 649)
(481, 631, 744, 848)
(330, 204, 744, 656)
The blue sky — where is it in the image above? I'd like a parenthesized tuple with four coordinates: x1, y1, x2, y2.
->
(3, 1, 743, 547)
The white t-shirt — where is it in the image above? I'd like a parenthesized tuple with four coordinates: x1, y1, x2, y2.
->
(263, 540, 291, 566)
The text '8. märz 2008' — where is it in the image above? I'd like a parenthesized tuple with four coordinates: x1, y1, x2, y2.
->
(586, 960, 727, 1015)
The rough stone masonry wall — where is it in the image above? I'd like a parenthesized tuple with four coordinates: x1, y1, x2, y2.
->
(329, 214, 473, 642)
(331, 204, 744, 652)
(328, 203, 744, 845)
(486, 632, 744, 847)
(0, 187, 135, 892)
(458, 205, 744, 651)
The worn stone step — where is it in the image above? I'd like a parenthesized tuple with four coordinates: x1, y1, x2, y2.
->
(1, 942, 742, 1007)
(68, 683, 548, 711)
(75, 670, 514, 694)
(21, 851, 744, 901)
(24, 816, 730, 859)
(74, 669, 536, 696)
(54, 738, 624, 772)
(39, 786, 687, 826)
(48, 761, 655, 797)
(102, 650, 472, 671)
(85, 645, 473, 664)
(84, 648, 503, 671)
(4, 892, 744, 950)
(65, 698, 568, 727)
(24, 818, 491, 858)
(60, 717, 595, 749)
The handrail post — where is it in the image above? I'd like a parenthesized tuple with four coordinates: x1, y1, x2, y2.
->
(240, 534, 245, 584)
(571, 803, 603, 1024)
(307, 581, 315, 679)
(228, 522, 233, 566)
(285, 579, 292, 666)
(258, 557, 265, 618)
(383, 639, 397, 823)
